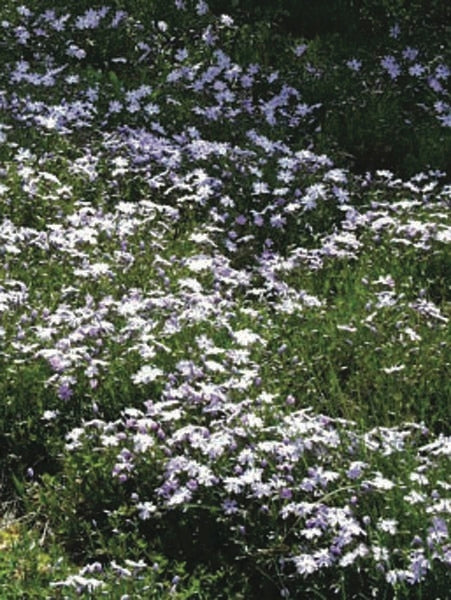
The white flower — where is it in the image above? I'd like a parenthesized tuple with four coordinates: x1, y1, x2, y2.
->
(186, 254, 214, 272)
(367, 473, 395, 491)
(403, 327, 421, 342)
(233, 329, 265, 347)
(167, 487, 192, 507)
(377, 518, 398, 534)
(220, 14, 233, 26)
(133, 433, 154, 453)
(382, 364, 405, 374)
(137, 502, 157, 520)
(293, 553, 318, 575)
(42, 410, 59, 420)
(204, 359, 226, 373)
(131, 365, 163, 385)
(178, 277, 203, 293)
(404, 490, 426, 505)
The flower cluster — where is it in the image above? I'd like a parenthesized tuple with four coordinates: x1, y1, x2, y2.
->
(0, 1, 449, 597)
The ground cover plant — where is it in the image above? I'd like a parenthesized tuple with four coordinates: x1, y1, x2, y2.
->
(0, 1, 449, 598)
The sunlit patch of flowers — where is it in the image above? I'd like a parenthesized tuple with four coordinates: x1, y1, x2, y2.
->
(60, 406, 450, 594)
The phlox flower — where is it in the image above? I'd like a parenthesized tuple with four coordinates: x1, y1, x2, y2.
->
(252, 181, 270, 195)
(110, 561, 132, 578)
(434, 100, 447, 114)
(233, 329, 265, 347)
(133, 433, 154, 453)
(156, 20, 168, 33)
(42, 410, 59, 420)
(339, 543, 369, 567)
(66, 44, 86, 59)
(402, 46, 419, 61)
(437, 113, 451, 127)
(50, 575, 105, 592)
(220, 14, 234, 27)
(58, 380, 74, 401)
(17, 5, 32, 17)
(325, 168, 347, 184)
(75, 8, 109, 30)
(14, 25, 30, 44)
(435, 64, 450, 80)
(389, 23, 400, 39)
(166, 487, 193, 507)
(222, 498, 238, 515)
(366, 473, 395, 491)
(382, 364, 405, 374)
(372, 545, 389, 562)
(408, 63, 425, 77)
(270, 213, 286, 229)
(294, 44, 307, 57)
(300, 525, 322, 540)
(196, 1, 209, 16)
(406, 550, 430, 584)
(377, 518, 398, 534)
(427, 516, 448, 545)
(80, 562, 103, 575)
(346, 58, 362, 72)
(111, 10, 127, 28)
(346, 461, 367, 479)
(381, 55, 401, 79)
(175, 47, 188, 62)
(136, 501, 157, 520)
(48, 14, 70, 32)
(428, 77, 443, 92)
(293, 553, 318, 575)
(132, 365, 163, 385)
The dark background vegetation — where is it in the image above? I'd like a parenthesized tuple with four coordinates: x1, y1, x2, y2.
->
(208, 0, 451, 177)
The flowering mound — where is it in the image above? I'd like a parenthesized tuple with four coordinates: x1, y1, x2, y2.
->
(0, 2, 449, 598)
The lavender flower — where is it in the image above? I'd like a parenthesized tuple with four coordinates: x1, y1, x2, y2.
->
(381, 55, 401, 79)
(346, 58, 362, 72)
